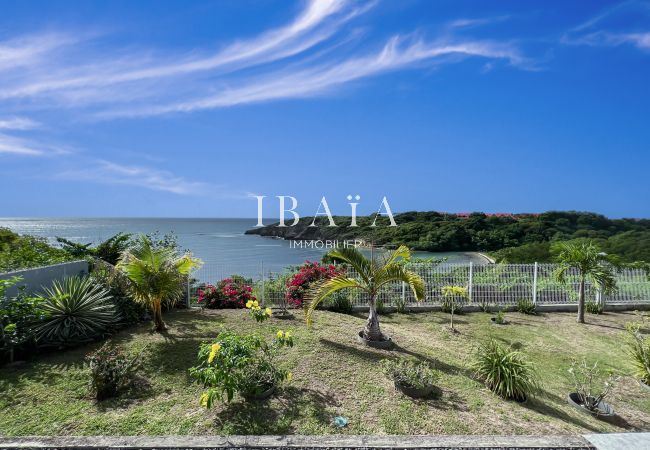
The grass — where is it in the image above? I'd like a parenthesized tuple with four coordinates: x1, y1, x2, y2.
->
(1, 308, 649, 435)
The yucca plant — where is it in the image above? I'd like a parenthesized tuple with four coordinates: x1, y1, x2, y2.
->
(117, 235, 201, 332)
(470, 339, 540, 402)
(305, 245, 424, 342)
(34, 276, 117, 346)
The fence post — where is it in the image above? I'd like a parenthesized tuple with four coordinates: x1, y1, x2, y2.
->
(468, 262, 473, 303)
(401, 281, 406, 305)
(186, 275, 191, 308)
(260, 261, 265, 307)
(532, 262, 538, 305)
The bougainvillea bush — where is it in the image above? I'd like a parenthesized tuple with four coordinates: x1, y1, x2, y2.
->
(197, 276, 255, 309)
(285, 261, 342, 308)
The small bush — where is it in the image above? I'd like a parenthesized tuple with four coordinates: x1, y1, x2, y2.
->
(198, 276, 255, 309)
(90, 265, 147, 325)
(189, 329, 293, 407)
(285, 261, 342, 308)
(326, 291, 353, 314)
(625, 316, 650, 385)
(516, 298, 537, 315)
(585, 301, 604, 315)
(471, 340, 540, 401)
(381, 357, 440, 390)
(86, 343, 141, 400)
(493, 309, 506, 324)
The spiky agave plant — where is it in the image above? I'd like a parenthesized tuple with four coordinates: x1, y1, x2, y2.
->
(305, 245, 424, 342)
(34, 276, 117, 346)
(471, 339, 540, 402)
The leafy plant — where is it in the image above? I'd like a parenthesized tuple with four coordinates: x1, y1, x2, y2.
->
(57, 233, 132, 265)
(286, 261, 341, 308)
(381, 357, 440, 390)
(0, 228, 73, 272)
(117, 235, 201, 332)
(441, 286, 468, 331)
(197, 276, 254, 309)
(625, 315, 650, 385)
(585, 301, 604, 315)
(305, 246, 424, 342)
(90, 263, 147, 325)
(86, 342, 143, 400)
(516, 298, 537, 315)
(1, 277, 46, 362)
(471, 340, 540, 401)
(189, 329, 293, 406)
(33, 276, 117, 346)
(245, 299, 273, 323)
(494, 309, 506, 325)
(568, 359, 618, 412)
(393, 293, 408, 314)
(326, 291, 353, 314)
(553, 241, 617, 324)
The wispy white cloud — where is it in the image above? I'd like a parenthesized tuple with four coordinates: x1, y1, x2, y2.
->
(99, 36, 528, 118)
(0, 0, 533, 119)
(563, 1, 650, 51)
(0, 132, 68, 156)
(54, 158, 253, 197)
(0, 116, 40, 130)
(0, 33, 77, 72)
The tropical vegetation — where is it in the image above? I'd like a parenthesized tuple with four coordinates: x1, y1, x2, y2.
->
(553, 241, 617, 323)
(117, 235, 202, 332)
(625, 315, 650, 386)
(304, 245, 424, 342)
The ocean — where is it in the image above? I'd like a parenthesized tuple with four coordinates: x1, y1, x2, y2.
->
(0, 218, 488, 279)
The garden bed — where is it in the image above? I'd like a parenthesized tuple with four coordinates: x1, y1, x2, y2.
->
(1, 309, 649, 435)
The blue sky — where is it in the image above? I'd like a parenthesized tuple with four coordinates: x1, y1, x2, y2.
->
(1, 0, 649, 218)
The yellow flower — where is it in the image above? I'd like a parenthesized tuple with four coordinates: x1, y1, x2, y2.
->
(252, 300, 259, 307)
(208, 343, 221, 363)
(277, 330, 284, 339)
(265, 307, 273, 316)
(286, 372, 293, 382)
(246, 300, 254, 308)
(285, 331, 292, 339)
(200, 392, 209, 407)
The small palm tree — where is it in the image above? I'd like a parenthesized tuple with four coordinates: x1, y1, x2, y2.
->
(117, 235, 202, 332)
(441, 285, 468, 331)
(553, 241, 617, 324)
(305, 245, 425, 342)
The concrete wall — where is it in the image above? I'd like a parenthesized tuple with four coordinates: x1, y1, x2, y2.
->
(1, 260, 88, 299)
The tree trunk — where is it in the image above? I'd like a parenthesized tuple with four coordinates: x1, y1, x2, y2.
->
(577, 278, 585, 324)
(363, 296, 384, 341)
(152, 299, 166, 332)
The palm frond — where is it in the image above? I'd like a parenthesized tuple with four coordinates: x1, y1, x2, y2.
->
(304, 275, 364, 326)
(325, 247, 372, 283)
(375, 264, 425, 301)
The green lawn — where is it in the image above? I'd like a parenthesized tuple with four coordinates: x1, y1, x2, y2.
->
(1, 308, 649, 435)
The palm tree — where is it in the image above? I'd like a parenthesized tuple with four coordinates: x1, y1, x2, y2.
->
(305, 245, 425, 341)
(553, 241, 617, 324)
(117, 235, 202, 332)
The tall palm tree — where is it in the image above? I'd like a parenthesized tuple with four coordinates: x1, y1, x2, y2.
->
(117, 235, 201, 332)
(554, 241, 617, 324)
(305, 245, 425, 341)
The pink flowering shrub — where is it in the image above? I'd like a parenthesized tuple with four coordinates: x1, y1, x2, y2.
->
(198, 276, 255, 309)
(285, 261, 342, 308)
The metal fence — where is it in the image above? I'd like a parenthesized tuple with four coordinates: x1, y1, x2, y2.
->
(189, 262, 650, 308)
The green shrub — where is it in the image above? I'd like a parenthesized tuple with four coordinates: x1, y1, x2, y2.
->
(0, 228, 73, 272)
(471, 340, 540, 401)
(494, 309, 506, 324)
(625, 316, 650, 385)
(86, 342, 142, 400)
(1, 278, 46, 363)
(34, 276, 118, 347)
(90, 265, 147, 325)
(516, 298, 537, 315)
(326, 291, 353, 314)
(381, 357, 440, 390)
(585, 301, 604, 315)
(189, 329, 293, 407)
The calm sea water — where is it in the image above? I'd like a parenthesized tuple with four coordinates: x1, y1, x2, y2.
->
(0, 218, 487, 279)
